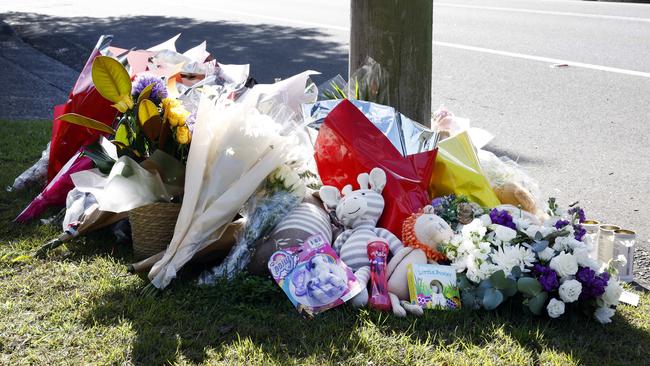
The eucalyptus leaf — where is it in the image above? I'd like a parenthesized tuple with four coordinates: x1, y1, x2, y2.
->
(478, 279, 493, 289)
(502, 281, 518, 297)
(490, 270, 509, 289)
(461, 289, 480, 310)
(483, 288, 504, 310)
(518, 277, 542, 297)
(528, 291, 548, 315)
(510, 266, 522, 278)
(532, 241, 549, 252)
(535, 231, 543, 241)
(457, 274, 473, 290)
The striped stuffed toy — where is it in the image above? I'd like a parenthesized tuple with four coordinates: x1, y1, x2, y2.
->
(320, 168, 405, 308)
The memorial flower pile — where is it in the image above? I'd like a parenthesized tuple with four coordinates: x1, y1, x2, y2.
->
(10, 34, 634, 325)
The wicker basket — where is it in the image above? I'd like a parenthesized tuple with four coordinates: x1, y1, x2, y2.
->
(129, 202, 182, 260)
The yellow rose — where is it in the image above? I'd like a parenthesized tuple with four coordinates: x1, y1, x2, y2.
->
(168, 105, 190, 127)
(176, 125, 191, 145)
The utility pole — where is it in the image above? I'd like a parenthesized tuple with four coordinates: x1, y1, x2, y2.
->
(350, 0, 433, 126)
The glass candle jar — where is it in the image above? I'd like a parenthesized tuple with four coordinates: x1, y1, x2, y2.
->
(613, 229, 636, 282)
(597, 224, 620, 265)
(582, 220, 600, 261)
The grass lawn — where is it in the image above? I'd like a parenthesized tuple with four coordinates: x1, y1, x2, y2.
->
(1, 120, 649, 365)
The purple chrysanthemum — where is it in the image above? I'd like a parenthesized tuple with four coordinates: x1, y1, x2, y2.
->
(489, 208, 516, 230)
(431, 197, 445, 209)
(568, 207, 586, 223)
(554, 219, 570, 230)
(573, 224, 586, 241)
(532, 263, 559, 292)
(576, 266, 609, 300)
(132, 74, 168, 104)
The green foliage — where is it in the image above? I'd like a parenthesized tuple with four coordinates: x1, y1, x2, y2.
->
(518, 277, 543, 297)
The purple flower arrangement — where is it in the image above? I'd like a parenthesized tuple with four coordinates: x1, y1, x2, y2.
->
(489, 208, 516, 230)
(532, 263, 559, 292)
(437, 195, 622, 324)
(132, 74, 168, 104)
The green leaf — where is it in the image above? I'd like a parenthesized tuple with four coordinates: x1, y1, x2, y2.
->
(115, 124, 130, 146)
(483, 288, 504, 310)
(478, 279, 493, 289)
(141, 116, 162, 141)
(92, 55, 132, 103)
(58, 113, 116, 135)
(518, 277, 542, 297)
(511, 266, 522, 278)
(490, 270, 509, 289)
(81, 141, 116, 174)
(461, 289, 479, 310)
(528, 292, 548, 315)
(137, 83, 154, 104)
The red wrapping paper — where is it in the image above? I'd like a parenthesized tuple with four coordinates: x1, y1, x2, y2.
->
(47, 47, 116, 181)
(314, 99, 437, 239)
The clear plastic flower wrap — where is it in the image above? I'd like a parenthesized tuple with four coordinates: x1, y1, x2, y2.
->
(478, 149, 546, 214)
(198, 188, 301, 284)
(8, 143, 50, 192)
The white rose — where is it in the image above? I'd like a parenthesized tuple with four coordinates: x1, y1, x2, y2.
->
(573, 246, 600, 271)
(538, 247, 556, 262)
(513, 217, 531, 231)
(558, 279, 582, 303)
(601, 280, 623, 307)
(554, 236, 582, 252)
(493, 225, 517, 243)
(547, 298, 565, 319)
(594, 306, 616, 324)
(525, 225, 554, 239)
(549, 252, 578, 278)
(479, 214, 492, 227)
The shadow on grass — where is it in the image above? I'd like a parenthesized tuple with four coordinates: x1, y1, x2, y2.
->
(83, 273, 650, 365)
(1, 12, 348, 87)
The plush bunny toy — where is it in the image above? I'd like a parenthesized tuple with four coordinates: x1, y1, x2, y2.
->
(320, 168, 422, 316)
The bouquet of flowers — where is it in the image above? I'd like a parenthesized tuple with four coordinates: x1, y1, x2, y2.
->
(58, 55, 192, 165)
(434, 195, 623, 323)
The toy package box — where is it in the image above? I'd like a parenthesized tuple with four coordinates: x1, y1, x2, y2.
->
(268, 234, 362, 316)
(407, 263, 461, 310)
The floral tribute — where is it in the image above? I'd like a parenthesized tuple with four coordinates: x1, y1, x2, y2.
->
(434, 196, 624, 323)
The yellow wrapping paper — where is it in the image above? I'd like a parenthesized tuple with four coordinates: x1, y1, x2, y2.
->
(429, 131, 501, 207)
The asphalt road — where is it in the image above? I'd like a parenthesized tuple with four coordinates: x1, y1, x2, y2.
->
(1, 0, 649, 257)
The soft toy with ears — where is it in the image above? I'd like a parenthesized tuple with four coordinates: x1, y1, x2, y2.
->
(493, 182, 537, 214)
(319, 167, 422, 316)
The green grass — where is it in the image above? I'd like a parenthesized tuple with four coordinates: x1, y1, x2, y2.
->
(1, 120, 649, 365)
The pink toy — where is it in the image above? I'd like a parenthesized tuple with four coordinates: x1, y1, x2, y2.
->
(367, 239, 391, 312)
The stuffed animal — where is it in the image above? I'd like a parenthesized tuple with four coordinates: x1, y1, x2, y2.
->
(248, 193, 335, 275)
(319, 167, 422, 316)
(493, 182, 537, 214)
(402, 205, 453, 263)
